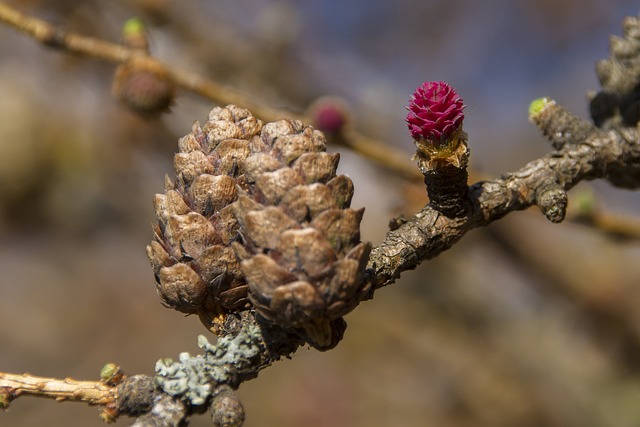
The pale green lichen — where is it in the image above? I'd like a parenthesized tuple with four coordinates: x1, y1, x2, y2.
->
(154, 322, 263, 406)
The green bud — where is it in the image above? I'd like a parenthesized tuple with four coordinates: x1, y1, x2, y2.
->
(528, 97, 554, 120)
(572, 189, 596, 217)
(122, 18, 146, 38)
(99, 363, 123, 385)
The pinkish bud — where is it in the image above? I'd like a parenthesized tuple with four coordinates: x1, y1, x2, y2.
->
(406, 81, 465, 144)
(308, 97, 350, 134)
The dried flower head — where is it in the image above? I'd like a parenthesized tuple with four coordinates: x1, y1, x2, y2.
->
(406, 81, 465, 144)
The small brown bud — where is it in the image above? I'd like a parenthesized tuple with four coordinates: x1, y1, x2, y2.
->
(112, 57, 175, 118)
(100, 363, 125, 386)
(210, 386, 245, 427)
(121, 18, 150, 51)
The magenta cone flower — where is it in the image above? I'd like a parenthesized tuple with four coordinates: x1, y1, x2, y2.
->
(406, 81, 465, 143)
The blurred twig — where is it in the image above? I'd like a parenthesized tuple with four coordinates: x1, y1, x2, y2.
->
(569, 208, 640, 240)
(0, 2, 420, 181)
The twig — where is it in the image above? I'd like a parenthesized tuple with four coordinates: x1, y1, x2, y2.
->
(0, 372, 118, 422)
(368, 125, 640, 289)
(583, 211, 640, 239)
(0, 2, 420, 180)
(568, 207, 640, 240)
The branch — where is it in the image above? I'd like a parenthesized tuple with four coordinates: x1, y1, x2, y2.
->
(0, 372, 114, 404)
(0, 372, 119, 422)
(368, 109, 640, 289)
(0, 2, 420, 181)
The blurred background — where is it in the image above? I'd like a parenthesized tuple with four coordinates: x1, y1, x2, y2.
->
(1, 0, 640, 426)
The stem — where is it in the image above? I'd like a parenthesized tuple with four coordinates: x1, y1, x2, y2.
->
(0, 372, 115, 404)
(0, 2, 423, 182)
(0, 372, 118, 422)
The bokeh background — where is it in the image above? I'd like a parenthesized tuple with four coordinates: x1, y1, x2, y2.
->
(1, 1, 640, 426)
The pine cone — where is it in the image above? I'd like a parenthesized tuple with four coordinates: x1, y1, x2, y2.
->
(148, 105, 371, 348)
(147, 105, 262, 330)
(590, 15, 640, 128)
(231, 119, 371, 350)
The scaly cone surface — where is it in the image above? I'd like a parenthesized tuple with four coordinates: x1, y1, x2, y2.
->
(148, 105, 370, 349)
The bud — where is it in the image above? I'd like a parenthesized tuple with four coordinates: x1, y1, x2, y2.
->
(406, 81, 465, 146)
(529, 98, 594, 150)
(122, 18, 149, 51)
(99, 363, 125, 386)
(307, 97, 350, 135)
(210, 386, 245, 427)
(406, 81, 470, 217)
(112, 57, 175, 118)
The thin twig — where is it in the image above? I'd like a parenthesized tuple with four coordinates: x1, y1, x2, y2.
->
(0, 372, 118, 421)
(0, 2, 420, 180)
(570, 209, 640, 239)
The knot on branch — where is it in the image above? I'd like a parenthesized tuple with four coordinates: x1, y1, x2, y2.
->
(116, 375, 156, 417)
(535, 183, 568, 223)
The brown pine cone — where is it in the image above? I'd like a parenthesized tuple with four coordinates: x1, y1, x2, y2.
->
(231, 119, 371, 350)
(147, 105, 371, 349)
(147, 105, 262, 331)
(590, 15, 640, 128)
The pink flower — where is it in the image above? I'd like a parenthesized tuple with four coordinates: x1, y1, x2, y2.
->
(406, 81, 465, 143)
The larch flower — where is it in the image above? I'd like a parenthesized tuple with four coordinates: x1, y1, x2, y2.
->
(406, 81, 465, 145)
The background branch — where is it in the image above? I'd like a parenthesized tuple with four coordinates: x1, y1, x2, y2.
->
(0, 2, 420, 181)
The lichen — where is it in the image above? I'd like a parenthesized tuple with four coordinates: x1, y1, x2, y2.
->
(154, 322, 263, 406)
